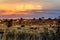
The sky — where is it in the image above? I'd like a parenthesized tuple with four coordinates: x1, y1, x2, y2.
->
(0, 0, 60, 19)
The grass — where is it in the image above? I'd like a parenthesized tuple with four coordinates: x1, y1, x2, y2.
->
(0, 26, 59, 40)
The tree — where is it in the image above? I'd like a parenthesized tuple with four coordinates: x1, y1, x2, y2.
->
(48, 18, 52, 20)
(20, 18, 23, 20)
(33, 18, 36, 20)
(41, 17, 45, 19)
(39, 18, 42, 20)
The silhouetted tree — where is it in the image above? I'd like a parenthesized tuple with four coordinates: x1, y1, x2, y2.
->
(20, 18, 23, 20)
(39, 18, 42, 20)
(33, 18, 36, 20)
(48, 18, 52, 20)
(41, 17, 45, 19)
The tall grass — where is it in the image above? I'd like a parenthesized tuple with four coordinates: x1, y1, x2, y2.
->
(0, 26, 59, 40)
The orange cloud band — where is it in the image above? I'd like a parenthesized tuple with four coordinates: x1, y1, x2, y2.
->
(0, 3, 43, 11)
(0, 3, 43, 15)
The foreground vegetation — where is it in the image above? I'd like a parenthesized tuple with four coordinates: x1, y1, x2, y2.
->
(0, 26, 60, 40)
(0, 18, 60, 40)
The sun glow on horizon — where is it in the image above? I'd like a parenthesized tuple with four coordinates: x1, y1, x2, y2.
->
(0, 3, 43, 11)
(16, 4, 43, 11)
(0, 3, 43, 15)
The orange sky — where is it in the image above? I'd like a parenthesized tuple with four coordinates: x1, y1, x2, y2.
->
(0, 3, 43, 11)
(0, 0, 59, 19)
(0, 3, 43, 15)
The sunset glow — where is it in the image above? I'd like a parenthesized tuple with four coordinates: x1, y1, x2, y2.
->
(0, 0, 59, 18)
(0, 3, 43, 15)
(0, 3, 43, 11)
